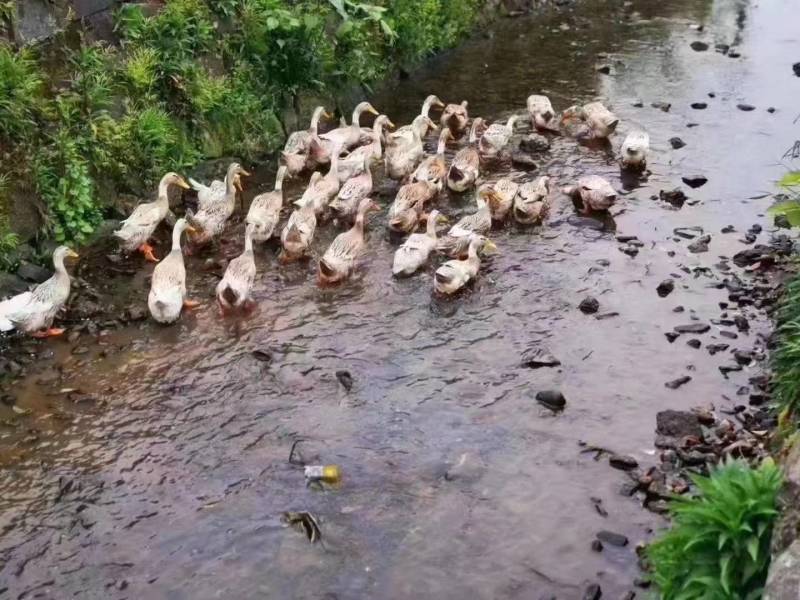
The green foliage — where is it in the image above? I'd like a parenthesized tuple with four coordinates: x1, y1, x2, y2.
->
(773, 274, 800, 419)
(646, 459, 782, 600)
(34, 131, 102, 244)
(0, 44, 46, 147)
(0, 174, 19, 269)
(779, 171, 800, 189)
(769, 172, 800, 226)
(116, 105, 199, 189)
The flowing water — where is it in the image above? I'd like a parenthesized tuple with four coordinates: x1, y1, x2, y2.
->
(2, 0, 799, 597)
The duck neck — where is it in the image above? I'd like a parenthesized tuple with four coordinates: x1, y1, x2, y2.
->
(467, 241, 481, 265)
(436, 131, 448, 156)
(53, 253, 69, 279)
(354, 209, 368, 236)
(310, 107, 325, 135)
(274, 166, 286, 192)
(468, 122, 480, 145)
(329, 148, 340, 174)
(421, 97, 434, 118)
(156, 178, 173, 205)
(225, 173, 238, 197)
(372, 121, 384, 157)
(426, 216, 438, 238)
(172, 224, 186, 251)
(506, 115, 518, 131)
(351, 105, 363, 128)
(244, 229, 254, 254)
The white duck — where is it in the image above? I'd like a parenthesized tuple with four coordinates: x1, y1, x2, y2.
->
(392, 210, 448, 277)
(562, 175, 618, 213)
(148, 218, 196, 324)
(320, 101, 379, 151)
(281, 195, 317, 262)
(433, 234, 497, 295)
(482, 178, 519, 222)
(297, 146, 343, 217)
(188, 163, 249, 246)
(514, 176, 551, 225)
(387, 181, 437, 233)
(318, 197, 380, 285)
(436, 187, 495, 257)
(330, 153, 373, 224)
(246, 166, 287, 242)
(620, 130, 649, 171)
(387, 94, 444, 147)
(113, 172, 190, 262)
(216, 223, 256, 311)
(412, 128, 452, 192)
(527, 95, 558, 131)
(447, 118, 484, 192)
(0, 246, 78, 337)
(440, 100, 469, 137)
(479, 115, 520, 157)
(338, 115, 394, 183)
(561, 102, 619, 139)
(282, 106, 332, 176)
(385, 115, 436, 180)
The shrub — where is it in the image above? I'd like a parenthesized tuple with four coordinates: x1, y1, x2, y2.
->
(0, 44, 46, 147)
(646, 458, 782, 599)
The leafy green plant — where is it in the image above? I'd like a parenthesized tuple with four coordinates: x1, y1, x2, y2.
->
(0, 174, 19, 269)
(769, 171, 800, 226)
(34, 130, 102, 243)
(0, 44, 46, 147)
(773, 271, 800, 420)
(646, 458, 782, 600)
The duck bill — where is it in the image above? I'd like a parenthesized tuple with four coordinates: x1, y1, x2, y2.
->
(366, 104, 379, 116)
(177, 177, 191, 190)
(484, 240, 499, 254)
(186, 225, 198, 235)
(436, 215, 450, 224)
(67, 250, 79, 259)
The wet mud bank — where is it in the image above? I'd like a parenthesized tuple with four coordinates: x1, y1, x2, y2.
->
(2, 0, 800, 598)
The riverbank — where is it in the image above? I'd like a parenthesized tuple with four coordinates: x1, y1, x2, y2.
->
(1, 0, 800, 597)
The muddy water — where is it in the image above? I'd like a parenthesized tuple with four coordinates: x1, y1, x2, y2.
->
(2, 0, 800, 597)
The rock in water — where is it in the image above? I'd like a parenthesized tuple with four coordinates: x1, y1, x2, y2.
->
(534, 390, 566, 411)
(691, 102, 707, 109)
(794, 62, 800, 77)
(737, 103, 755, 111)
(681, 174, 708, 188)
(690, 41, 709, 51)
(510, 151, 538, 170)
(597, 530, 629, 546)
(688, 234, 711, 253)
(519, 134, 551, 153)
(520, 347, 561, 369)
(579, 296, 600, 314)
(336, 370, 354, 391)
(659, 188, 687, 207)
(609, 454, 638, 470)
(665, 376, 692, 389)
(674, 323, 710, 334)
(669, 137, 686, 149)
(657, 279, 675, 297)
(656, 410, 702, 437)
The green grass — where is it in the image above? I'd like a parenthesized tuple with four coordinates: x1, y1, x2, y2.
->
(646, 458, 782, 600)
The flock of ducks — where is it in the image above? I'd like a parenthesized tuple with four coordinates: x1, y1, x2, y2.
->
(0, 93, 651, 333)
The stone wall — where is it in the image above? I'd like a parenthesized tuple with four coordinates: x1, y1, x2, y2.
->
(764, 443, 800, 599)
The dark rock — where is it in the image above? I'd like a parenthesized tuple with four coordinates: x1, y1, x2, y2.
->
(660, 189, 687, 207)
(690, 41, 709, 51)
(631, 100, 644, 108)
(647, 499, 670, 514)
(674, 323, 710, 334)
(651, 101, 671, 112)
(720, 330, 738, 339)
(669, 137, 686, 149)
(583, 584, 602, 600)
(595, 312, 619, 320)
(519, 134, 551, 153)
(620, 245, 639, 257)
(687, 338, 702, 349)
(72, 346, 90, 356)
(336, 370, 354, 391)
(721, 225, 735, 233)
(733, 245, 773, 267)
(688, 234, 711, 253)
(691, 102, 707, 110)
(16, 261, 51, 283)
(510, 151, 538, 170)
(674, 226, 703, 239)
(616, 235, 639, 243)
(596, 64, 611, 74)
(767, 107, 776, 114)
(520, 347, 561, 369)
(775, 214, 791, 229)
(794, 62, 800, 77)
(597, 530, 629, 547)
(579, 296, 600, 314)
(707, 343, 730, 355)
(665, 332, 680, 343)
(252, 350, 272, 363)
(727, 49, 741, 58)
(681, 175, 708, 189)
(619, 481, 639, 496)
(609, 454, 638, 470)
(657, 279, 675, 297)
(734, 315, 750, 331)
(591, 539, 603, 552)
(734, 350, 754, 365)
(737, 103, 755, 112)
(665, 376, 692, 389)
(657, 411, 702, 438)
(720, 364, 744, 376)
(673, 306, 685, 313)
(535, 390, 566, 411)
(0, 272, 28, 296)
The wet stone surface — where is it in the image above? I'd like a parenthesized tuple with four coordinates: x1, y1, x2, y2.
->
(1, 0, 798, 598)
